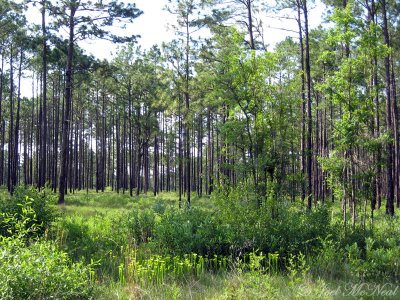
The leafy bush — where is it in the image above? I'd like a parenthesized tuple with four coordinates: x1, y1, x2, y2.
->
(212, 186, 333, 260)
(310, 236, 348, 280)
(258, 204, 332, 257)
(0, 195, 94, 299)
(150, 186, 336, 262)
(349, 237, 400, 280)
(0, 186, 58, 238)
(211, 185, 264, 255)
(125, 208, 156, 244)
(0, 238, 94, 300)
(0, 196, 42, 240)
(155, 207, 229, 256)
(153, 200, 167, 214)
(54, 212, 129, 263)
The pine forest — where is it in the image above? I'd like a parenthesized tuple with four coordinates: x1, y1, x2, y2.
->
(0, 0, 400, 298)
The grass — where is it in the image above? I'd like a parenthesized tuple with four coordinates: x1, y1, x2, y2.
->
(96, 270, 400, 299)
(61, 190, 214, 217)
(3, 186, 400, 299)
(55, 190, 400, 299)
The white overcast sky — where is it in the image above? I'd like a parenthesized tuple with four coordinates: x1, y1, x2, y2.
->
(91, 0, 325, 58)
(83, 0, 176, 58)
(21, 0, 325, 96)
(25, 0, 324, 58)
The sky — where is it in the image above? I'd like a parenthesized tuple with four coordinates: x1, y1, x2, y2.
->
(87, 0, 325, 58)
(26, 0, 325, 58)
(82, 0, 176, 59)
(21, 0, 325, 96)
(24, 0, 175, 59)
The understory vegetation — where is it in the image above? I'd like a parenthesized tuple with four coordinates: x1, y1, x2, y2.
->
(1, 186, 399, 299)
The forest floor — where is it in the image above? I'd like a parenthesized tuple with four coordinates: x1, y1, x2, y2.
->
(52, 190, 400, 300)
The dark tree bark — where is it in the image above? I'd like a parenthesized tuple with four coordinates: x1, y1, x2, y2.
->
(11, 50, 23, 191)
(53, 72, 61, 192)
(39, 0, 48, 188)
(184, 16, 191, 207)
(391, 58, 399, 208)
(303, 0, 313, 210)
(296, 0, 306, 204)
(59, 3, 76, 204)
(246, 0, 255, 50)
(0, 51, 4, 186)
(8, 45, 14, 192)
(381, 0, 394, 216)
(154, 133, 159, 196)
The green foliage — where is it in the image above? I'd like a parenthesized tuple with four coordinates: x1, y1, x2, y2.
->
(0, 239, 94, 300)
(212, 186, 333, 259)
(0, 196, 40, 240)
(286, 252, 310, 284)
(0, 195, 94, 299)
(123, 186, 334, 265)
(310, 236, 347, 280)
(155, 207, 228, 256)
(153, 199, 167, 214)
(125, 208, 156, 244)
(42, 191, 400, 297)
(0, 186, 58, 238)
(53, 212, 129, 265)
(258, 204, 332, 257)
(349, 237, 400, 280)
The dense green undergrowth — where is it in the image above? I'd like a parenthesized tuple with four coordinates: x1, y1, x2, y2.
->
(0, 188, 94, 299)
(1, 186, 400, 299)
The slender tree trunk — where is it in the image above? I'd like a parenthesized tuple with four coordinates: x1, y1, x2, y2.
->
(53, 73, 61, 192)
(297, 0, 306, 203)
(0, 51, 4, 186)
(154, 133, 159, 196)
(303, 0, 313, 209)
(246, 0, 255, 50)
(381, 0, 394, 215)
(8, 45, 14, 192)
(39, 0, 48, 188)
(59, 6, 76, 204)
(12, 50, 23, 191)
(136, 141, 141, 196)
(185, 16, 191, 207)
(128, 87, 133, 196)
(116, 114, 121, 193)
(198, 115, 203, 196)
(391, 58, 399, 208)
(178, 100, 183, 205)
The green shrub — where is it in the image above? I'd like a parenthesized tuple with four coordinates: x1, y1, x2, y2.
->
(310, 236, 348, 280)
(0, 195, 94, 300)
(0, 238, 94, 300)
(211, 186, 263, 255)
(54, 212, 129, 263)
(153, 200, 167, 214)
(212, 186, 333, 260)
(259, 204, 332, 257)
(0, 186, 58, 238)
(0, 196, 42, 240)
(125, 208, 156, 244)
(154, 207, 229, 256)
(353, 237, 400, 280)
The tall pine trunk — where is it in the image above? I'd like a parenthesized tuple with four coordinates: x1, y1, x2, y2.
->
(59, 5, 76, 204)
